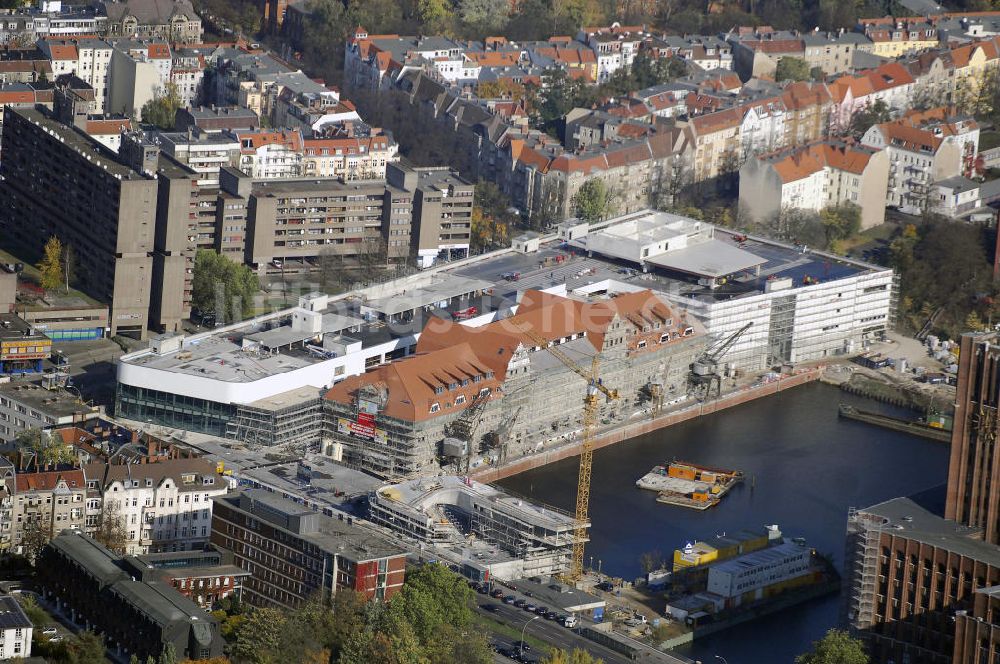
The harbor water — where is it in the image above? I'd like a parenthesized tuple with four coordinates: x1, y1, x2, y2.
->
(497, 382, 950, 663)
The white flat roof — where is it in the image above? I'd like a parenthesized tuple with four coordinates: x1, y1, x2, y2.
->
(647, 238, 766, 278)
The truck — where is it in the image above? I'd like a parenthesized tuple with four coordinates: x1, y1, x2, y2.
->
(451, 306, 478, 321)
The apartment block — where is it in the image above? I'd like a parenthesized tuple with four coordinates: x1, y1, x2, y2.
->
(101, 0, 203, 43)
(739, 141, 889, 229)
(155, 127, 241, 187)
(386, 162, 473, 267)
(0, 106, 155, 338)
(0, 379, 101, 442)
(107, 41, 171, 120)
(211, 490, 407, 608)
(862, 108, 979, 214)
(84, 457, 227, 555)
(10, 468, 86, 555)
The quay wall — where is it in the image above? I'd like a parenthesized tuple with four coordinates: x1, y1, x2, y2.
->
(472, 368, 823, 483)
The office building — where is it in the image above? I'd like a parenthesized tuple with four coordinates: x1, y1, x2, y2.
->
(126, 549, 250, 608)
(947, 332, 1000, 544)
(0, 106, 155, 338)
(37, 530, 224, 661)
(0, 379, 101, 442)
(211, 490, 408, 607)
(569, 210, 896, 371)
(844, 498, 1000, 664)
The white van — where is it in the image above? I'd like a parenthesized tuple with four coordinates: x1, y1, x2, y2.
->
(562, 615, 578, 628)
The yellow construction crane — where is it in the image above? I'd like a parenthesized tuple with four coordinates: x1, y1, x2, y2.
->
(520, 329, 618, 581)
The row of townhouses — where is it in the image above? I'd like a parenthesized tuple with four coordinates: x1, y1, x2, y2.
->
(344, 21, 1000, 225)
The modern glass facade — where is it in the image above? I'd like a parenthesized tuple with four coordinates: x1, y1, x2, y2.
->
(115, 383, 235, 436)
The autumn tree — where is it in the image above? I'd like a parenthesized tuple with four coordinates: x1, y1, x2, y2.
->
(796, 629, 869, 664)
(38, 236, 63, 291)
(542, 649, 604, 664)
(15, 428, 75, 466)
(20, 516, 48, 563)
(819, 203, 862, 249)
(231, 607, 286, 664)
(93, 498, 129, 555)
(572, 178, 613, 222)
(141, 83, 183, 130)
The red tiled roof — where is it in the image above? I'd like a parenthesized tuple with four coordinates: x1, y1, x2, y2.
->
(15, 469, 84, 492)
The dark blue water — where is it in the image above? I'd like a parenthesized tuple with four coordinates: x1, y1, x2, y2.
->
(498, 382, 950, 663)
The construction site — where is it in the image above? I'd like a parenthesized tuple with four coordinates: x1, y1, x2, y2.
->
(369, 476, 587, 579)
(322, 287, 707, 480)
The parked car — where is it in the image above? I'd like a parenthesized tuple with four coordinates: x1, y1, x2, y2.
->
(596, 581, 614, 592)
(523, 604, 537, 613)
(41, 627, 57, 636)
(503, 595, 516, 604)
(514, 599, 527, 608)
(545, 611, 559, 620)
(562, 615, 578, 628)
(534, 605, 548, 615)
(491, 588, 505, 599)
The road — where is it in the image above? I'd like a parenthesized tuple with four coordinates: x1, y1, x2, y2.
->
(475, 594, 639, 664)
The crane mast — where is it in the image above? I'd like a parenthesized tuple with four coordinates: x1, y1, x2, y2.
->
(519, 329, 617, 580)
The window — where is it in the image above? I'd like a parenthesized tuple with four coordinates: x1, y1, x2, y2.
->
(430, 403, 440, 413)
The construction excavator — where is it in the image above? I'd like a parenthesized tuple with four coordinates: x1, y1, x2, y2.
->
(520, 328, 617, 581)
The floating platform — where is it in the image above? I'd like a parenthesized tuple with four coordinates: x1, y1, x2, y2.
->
(838, 404, 951, 443)
(637, 461, 743, 510)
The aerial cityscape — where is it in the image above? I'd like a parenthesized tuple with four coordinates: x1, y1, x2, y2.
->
(0, 0, 995, 661)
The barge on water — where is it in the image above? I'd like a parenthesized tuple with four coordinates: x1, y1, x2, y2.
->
(837, 404, 951, 443)
(636, 461, 744, 510)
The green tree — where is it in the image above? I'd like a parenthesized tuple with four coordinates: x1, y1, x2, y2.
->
(38, 236, 64, 291)
(848, 99, 892, 137)
(232, 607, 286, 664)
(774, 56, 811, 82)
(459, 0, 508, 33)
(388, 563, 476, 644)
(140, 82, 183, 130)
(795, 629, 869, 664)
(418, 0, 453, 34)
(572, 178, 613, 222)
(191, 250, 260, 324)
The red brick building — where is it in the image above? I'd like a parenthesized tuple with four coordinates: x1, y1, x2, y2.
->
(211, 490, 407, 608)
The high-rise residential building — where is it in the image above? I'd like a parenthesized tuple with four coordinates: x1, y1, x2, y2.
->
(947, 332, 1000, 544)
(386, 162, 473, 268)
(0, 106, 155, 338)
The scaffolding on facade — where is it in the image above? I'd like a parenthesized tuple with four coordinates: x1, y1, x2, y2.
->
(845, 507, 886, 631)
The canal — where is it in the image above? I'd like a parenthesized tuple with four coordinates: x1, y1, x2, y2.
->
(497, 382, 950, 663)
